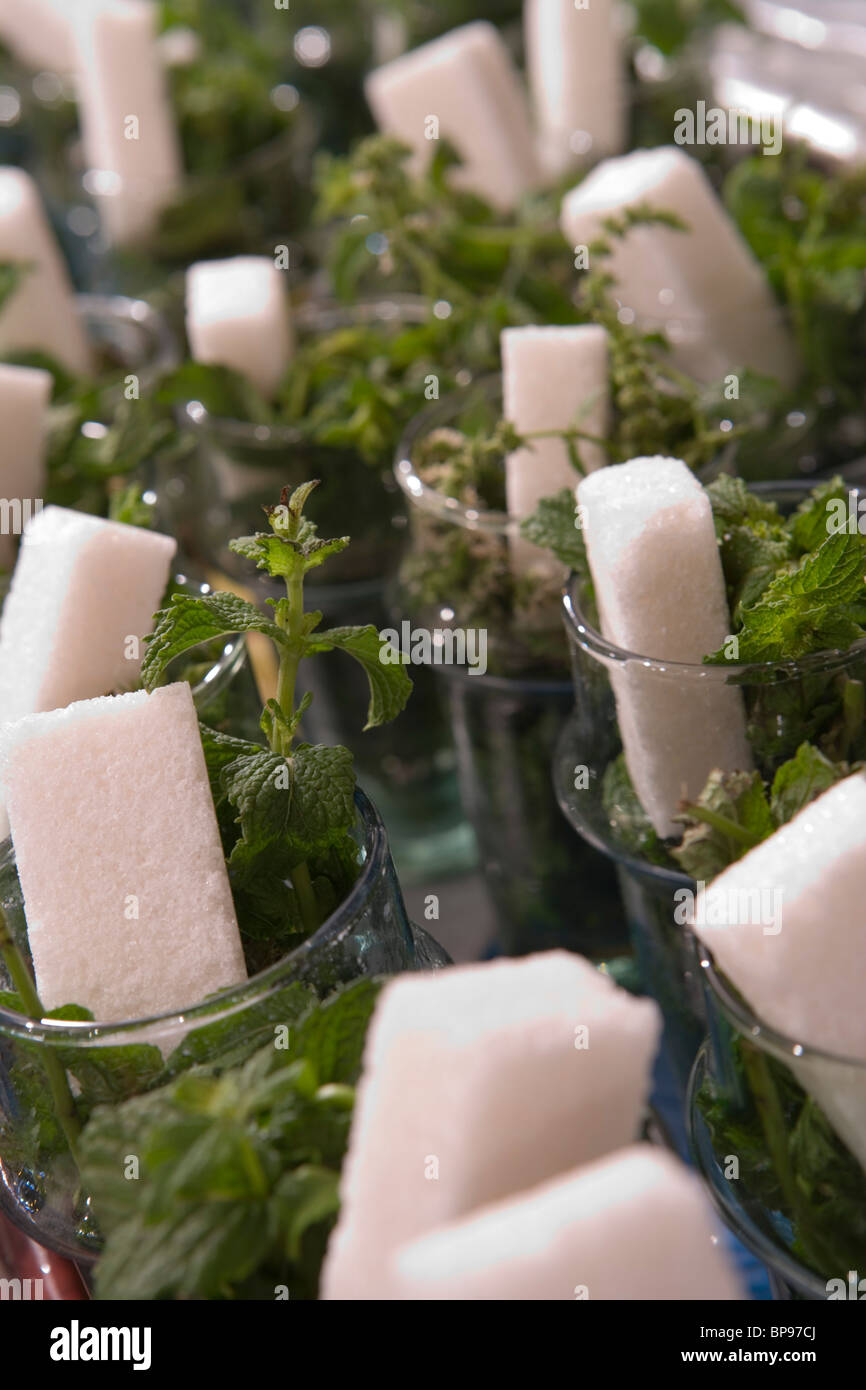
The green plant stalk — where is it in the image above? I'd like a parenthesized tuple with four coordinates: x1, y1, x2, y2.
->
(0, 905, 81, 1160)
(272, 549, 321, 937)
(740, 1044, 840, 1277)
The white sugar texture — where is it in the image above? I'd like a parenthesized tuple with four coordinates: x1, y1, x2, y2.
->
(186, 256, 293, 399)
(578, 456, 752, 838)
(0, 168, 91, 374)
(391, 1146, 742, 1301)
(524, 0, 626, 176)
(0, 364, 52, 570)
(365, 22, 540, 211)
(694, 775, 866, 1057)
(322, 951, 660, 1299)
(561, 147, 798, 385)
(0, 506, 176, 730)
(503, 323, 608, 527)
(0, 683, 246, 1022)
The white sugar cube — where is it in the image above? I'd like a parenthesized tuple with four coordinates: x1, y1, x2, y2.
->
(322, 951, 661, 1300)
(365, 21, 541, 211)
(0, 364, 52, 570)
(0, 169, 91, 375)
(72, 0, 182, 249)
(186, 256, 294, 400)
(561, 146, 798, 385)
(578, 457, 751, 838)
(694, 774, 866, 1172)
(503, 324, 608, 575)
(0, 505, 176, 839)
(390, 1147, 741, 1301)
(524, 0, 626, 176)
(0, 683, 246, 1022)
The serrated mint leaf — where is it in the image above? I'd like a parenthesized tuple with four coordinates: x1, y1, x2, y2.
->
(520, 488, 587, 571)
(142, 592, 289, 689)
(304, 624, 412, 728)
(787, 476, 850, 554)
(224, 743, 356, 868)
(600, 753, 677, 868)
(707, 474, 782, 530)
(229, 531, 298, 578)
(706, 531, 866, 663)
(198, 723, 264, 805)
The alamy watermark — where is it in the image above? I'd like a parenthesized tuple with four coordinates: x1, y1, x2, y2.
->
(674, 101, 782, 157)
(674, 880, 783, 934)
(0, 497, 42, 535)
(380, 620, 487, 676)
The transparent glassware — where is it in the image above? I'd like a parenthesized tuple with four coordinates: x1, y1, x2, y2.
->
(556, 479, 866, 1087)
(394, 376, 624, 959)
(0, 788, 442, 1262)
(687, 950, 866, 1301)
(160, 296, 475, 886)
(75, 290, 178, 391)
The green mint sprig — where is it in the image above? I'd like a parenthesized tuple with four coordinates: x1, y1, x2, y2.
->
(142, 481, 412, 942)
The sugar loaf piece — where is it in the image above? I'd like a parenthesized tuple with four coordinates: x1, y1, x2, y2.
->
(391, 1146, 741, 1300)
(322, 951, 660, 1299)
(365, 22, 540, 211)
(694, 774, 866, 1171)
(560, 146, 798, 385)
(0, 168, 91, 374)
(186, 256, 294, 399)
(0, 683, 247, 1021)
(578, 456, 752, 838)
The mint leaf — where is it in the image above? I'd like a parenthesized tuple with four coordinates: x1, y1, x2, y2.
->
(769, 742, 847, 824)
(141, 592, 289, 690)
(198, 723, 264, 805)
(304, 624, 412, 729)
(223, 743, 356, 869)
(787, 476, 850, 555)
(520, 488, 587, 571)
(706, 531, 866, 663)
(673, 769, 774, 879)
(291, 977, 380, 1085)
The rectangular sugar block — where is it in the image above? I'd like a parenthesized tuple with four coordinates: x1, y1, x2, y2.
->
(561, 146, 798, 385)
(390, 1147, 741, 1301)
(578, 456, 752, 838)
(0, 505, 176, 729)
(186, 256, 293, 400)
(0, 364, 52, 570)
(322, 951, 661, 1299)
(694, 775, 866, 1056)
(524, 0, 626, 176)
(503, 324, 608, 575)
(0, 0, 75, 72)
(73, 0, 182, 248)
(365, 21, 540, 211)
(0, 168, 91, 375)
(694, 774, 866, 1172)
(0, 682, 247, 1022)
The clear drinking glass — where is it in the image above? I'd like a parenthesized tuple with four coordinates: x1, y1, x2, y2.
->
(394, 376, 624, 958)
(557, 480, 866, 1086)
(688, 950, 866, 1301)
(0, 788, 439, 1262)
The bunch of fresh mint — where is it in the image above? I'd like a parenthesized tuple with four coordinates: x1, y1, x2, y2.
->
(142, 480, 412, 960)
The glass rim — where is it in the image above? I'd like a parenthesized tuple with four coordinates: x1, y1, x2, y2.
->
(698, 945, 866, 1070)
(76, 291, 178, 381)
(394, 372, 518, 537)
(563, 479, 866, 680)
(178, 293, 436, 441)
(0, 786, 387, 1045)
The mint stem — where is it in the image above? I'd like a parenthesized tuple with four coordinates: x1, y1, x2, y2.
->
(0, 905, 81, 1160)
(272, 538, 321, 937)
